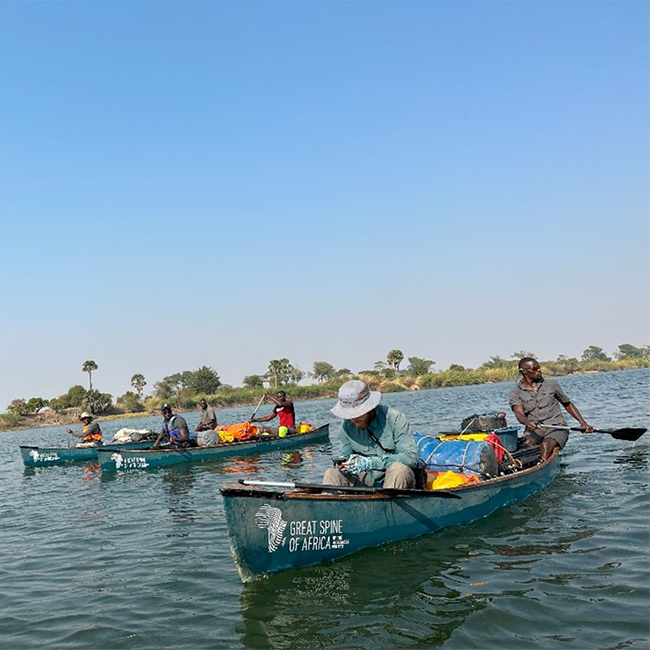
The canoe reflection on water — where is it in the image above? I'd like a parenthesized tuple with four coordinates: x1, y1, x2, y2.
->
(162, 467, 198, 526)
(221, 458, 265, 477)
(236, 484, 578, 650)
(237, 527, 495, 649)
(281, 451, 303, 467)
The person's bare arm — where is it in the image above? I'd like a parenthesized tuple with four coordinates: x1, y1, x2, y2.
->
(251, 409, 276, 423)
(564, 402, 593, 433)
(511, 404, 538, 430)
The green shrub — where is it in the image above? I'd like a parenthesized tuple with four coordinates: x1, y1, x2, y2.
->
(0, 412, 22, 430)
(116, 391, 145, 413)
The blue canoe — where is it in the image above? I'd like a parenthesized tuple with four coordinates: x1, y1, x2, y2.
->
(220, 448, 559, 582)
(20, 440, 156, 467)
(97, 424, 330, 471)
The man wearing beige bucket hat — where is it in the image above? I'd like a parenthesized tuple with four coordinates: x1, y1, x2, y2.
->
(323, 380, 417, 489)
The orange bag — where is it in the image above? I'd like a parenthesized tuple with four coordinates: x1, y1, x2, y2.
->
(216, 422, 259, 443)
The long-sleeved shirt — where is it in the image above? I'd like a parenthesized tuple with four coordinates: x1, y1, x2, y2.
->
(71, 421, 101, 439)
(338, 404, 418, 483)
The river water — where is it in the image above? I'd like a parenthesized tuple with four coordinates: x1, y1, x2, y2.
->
(1, 369, 648, 649)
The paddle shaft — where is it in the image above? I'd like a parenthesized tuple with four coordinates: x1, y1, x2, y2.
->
(239, 479, 461, 499)
(249, 395, 266, 421)
(538, 424, 646, 441)
(539, 424, 631, 434)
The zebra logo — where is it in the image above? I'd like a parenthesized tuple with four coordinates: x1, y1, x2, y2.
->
(255, 504, 287, 553)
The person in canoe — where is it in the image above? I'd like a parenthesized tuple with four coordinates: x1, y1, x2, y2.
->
(67, 412, 103, 446)
(509, 357, 593, 461)
(153, 404, 196, 448)
(323, 379, 418, 489)
(196, 398, 217, 431)
(250, 391, 296, 434)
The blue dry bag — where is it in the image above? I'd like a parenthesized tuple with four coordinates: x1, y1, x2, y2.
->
(414, 433, 498, 478)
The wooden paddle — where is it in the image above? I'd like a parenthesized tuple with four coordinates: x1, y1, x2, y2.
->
(239, 479, 462, 499)
(249, 394, 266, 422)
(538, 424, 646, 442)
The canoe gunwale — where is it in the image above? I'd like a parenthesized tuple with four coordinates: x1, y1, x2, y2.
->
(19, 442, 153, 452)
(219, 448, 559, 500)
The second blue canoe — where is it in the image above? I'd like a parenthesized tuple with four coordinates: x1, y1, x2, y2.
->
(97, 424, 330, 471)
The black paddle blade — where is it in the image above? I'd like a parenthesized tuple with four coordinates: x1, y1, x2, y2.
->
(608, 427, 647, 441)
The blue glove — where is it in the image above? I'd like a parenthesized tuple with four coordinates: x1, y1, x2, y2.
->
(346, 454, 373, 474)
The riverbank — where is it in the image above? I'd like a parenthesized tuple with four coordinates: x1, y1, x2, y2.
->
(2, 359, 647, 433)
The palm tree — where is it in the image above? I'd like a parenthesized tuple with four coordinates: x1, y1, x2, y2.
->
(387, 349, 404, 373)
(82, 360, 98, 391)
(267, 358, 294, 388)
(131, 373, 146, 397)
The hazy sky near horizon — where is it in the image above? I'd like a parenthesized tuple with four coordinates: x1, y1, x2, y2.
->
(1, 1, 648, 410)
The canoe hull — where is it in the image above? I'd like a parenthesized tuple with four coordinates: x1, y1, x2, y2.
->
(220, 453, 560, 582)
(20, 441, 156, 467)
(97, 424, 330, 471)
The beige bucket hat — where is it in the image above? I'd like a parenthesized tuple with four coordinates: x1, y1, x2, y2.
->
(330, 380, 381, 419)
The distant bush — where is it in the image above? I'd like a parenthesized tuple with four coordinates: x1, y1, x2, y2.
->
(116, 391, 145, 413)
(144, 396, 178, 414)
(0, 412, 22, 430)
(381, 382, 405, 393)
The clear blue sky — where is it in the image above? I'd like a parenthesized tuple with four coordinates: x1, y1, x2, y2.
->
(1, 1, 647, 409)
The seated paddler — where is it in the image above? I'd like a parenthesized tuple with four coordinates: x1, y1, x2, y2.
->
(323, 380, 417, 489)
(250, 390, 296, 435)
(196, 398, 217, 432)
(153, 404, 196, 449)
(510, 357, 593, 461)
(67, 412, 103, 446)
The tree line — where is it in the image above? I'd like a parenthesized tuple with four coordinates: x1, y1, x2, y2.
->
(3, 344, 649, 421)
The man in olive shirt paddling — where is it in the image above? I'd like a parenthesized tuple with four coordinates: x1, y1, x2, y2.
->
(509, 357, 592, 460)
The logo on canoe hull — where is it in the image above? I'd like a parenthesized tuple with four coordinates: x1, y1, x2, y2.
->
(256, 504, 287, 552)
(255, 504, 351, 554)
(28, 450, 60, 463)
(111, 453, 149, 469)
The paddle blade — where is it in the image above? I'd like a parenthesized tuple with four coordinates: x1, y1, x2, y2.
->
(609, 427, 647, 441)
